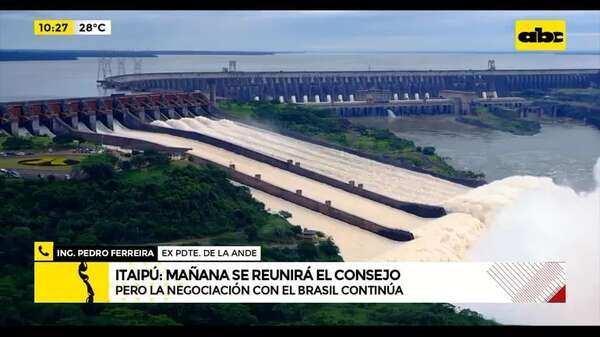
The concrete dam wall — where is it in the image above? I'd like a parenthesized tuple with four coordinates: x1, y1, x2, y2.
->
(102, 69, 600, 101)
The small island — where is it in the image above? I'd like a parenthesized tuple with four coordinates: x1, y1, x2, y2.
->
(456, 105, 541, 135)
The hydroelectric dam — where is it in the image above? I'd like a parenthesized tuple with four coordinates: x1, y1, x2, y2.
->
(6, 67, 598, 260)
(99, 68, 600, 104)
(0, 89, 482, 251)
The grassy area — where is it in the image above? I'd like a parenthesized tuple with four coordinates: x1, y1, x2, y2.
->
(218, 100, 484, 180)
(0, 154, 87, 172)
(457, 106, 541, 135)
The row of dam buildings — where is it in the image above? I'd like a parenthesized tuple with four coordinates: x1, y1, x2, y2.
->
(1, 68, 599, 135)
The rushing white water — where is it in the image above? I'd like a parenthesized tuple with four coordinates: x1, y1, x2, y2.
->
(152, 117, 469, 206)
(97, 118, 600, 324)
(101, 121, 428, 231)
(100, 118, 600, 328)
(98, 120, 490, 261)
(38, 125, 55, 138)
(77, 122, 93, 133)
(461, 159, 600, 325)
(387, 109, 397, 119)
(17, 127, 32, 137)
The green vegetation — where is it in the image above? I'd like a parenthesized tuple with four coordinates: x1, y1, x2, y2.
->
(457, 106, 541, 135)
(551, 88, 600, 106)
(0, 134, 97, 152)
(0, 153, 495, 326)
(0, 154, 87, 172)
(218, 101, 484, 180)
(516, 88, 600, 130)
(0, 135, 51, 151)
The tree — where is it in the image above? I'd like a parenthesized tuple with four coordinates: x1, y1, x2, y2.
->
(422, 146, 436, 155)
(77, 154, 118, 180)
(1, 136, 33, 150)
(244, 223, 258, 241)
(318, 238, 339, 256)
(141, 149, 171, 167)
(53, 134, 84, 145)
(130, 155, 146, 169)
(297, 241, 318, 260)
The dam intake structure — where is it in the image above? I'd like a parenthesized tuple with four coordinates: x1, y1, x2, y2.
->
(0, 91, 212, 136)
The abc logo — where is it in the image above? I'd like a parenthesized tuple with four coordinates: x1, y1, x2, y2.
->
(515, 20, 566, 51)
(518, 28, 564, 43)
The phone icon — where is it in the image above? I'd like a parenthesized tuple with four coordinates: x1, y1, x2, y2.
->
(38, 245, 50, 257)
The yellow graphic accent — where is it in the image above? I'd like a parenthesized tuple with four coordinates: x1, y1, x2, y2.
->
(515, 20, 566, 51)
(34, 262, 109, 303)
(34, 20, 74, 35)
(34, 241, 54, 261)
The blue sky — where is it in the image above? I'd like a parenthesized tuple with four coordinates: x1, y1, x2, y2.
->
(1, 10, 599, 52)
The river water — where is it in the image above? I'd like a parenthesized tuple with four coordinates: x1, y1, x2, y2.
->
(352, 116, 600, 191)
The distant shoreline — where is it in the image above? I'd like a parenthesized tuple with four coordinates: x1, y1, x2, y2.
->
(0, 50, 292, 61)
(1, 49, 598, 62)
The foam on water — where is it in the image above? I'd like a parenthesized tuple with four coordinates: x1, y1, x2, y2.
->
(106, 119, 600, 325)
(38, 125, 55, 137)
(151, 117, 470, 206)
(77, 122, 93, 133)
(461, 159, 600, 325)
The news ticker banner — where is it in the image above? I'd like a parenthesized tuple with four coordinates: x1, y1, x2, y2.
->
(34, 20, 111, 35)
(33, 242, 566, 304)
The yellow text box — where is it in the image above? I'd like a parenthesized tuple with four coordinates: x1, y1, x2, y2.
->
(515, 20, 566, 51)
(34, 20, 74, 35)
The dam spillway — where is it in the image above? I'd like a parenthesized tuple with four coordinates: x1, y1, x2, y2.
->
(95, 120, 485, 261)
(151, 116, 469, 206)
(97, 121, 429, 232)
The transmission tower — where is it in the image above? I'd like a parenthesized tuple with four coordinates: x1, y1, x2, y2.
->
(97, 57, 113, 81)
(133, 58, 142, 74)
(117, 58, 126, 75)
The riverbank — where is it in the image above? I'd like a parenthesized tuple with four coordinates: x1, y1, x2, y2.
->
(456, 106, 541, 135)
(217, 101, 485, 183)
(515, 88, 600, 130)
